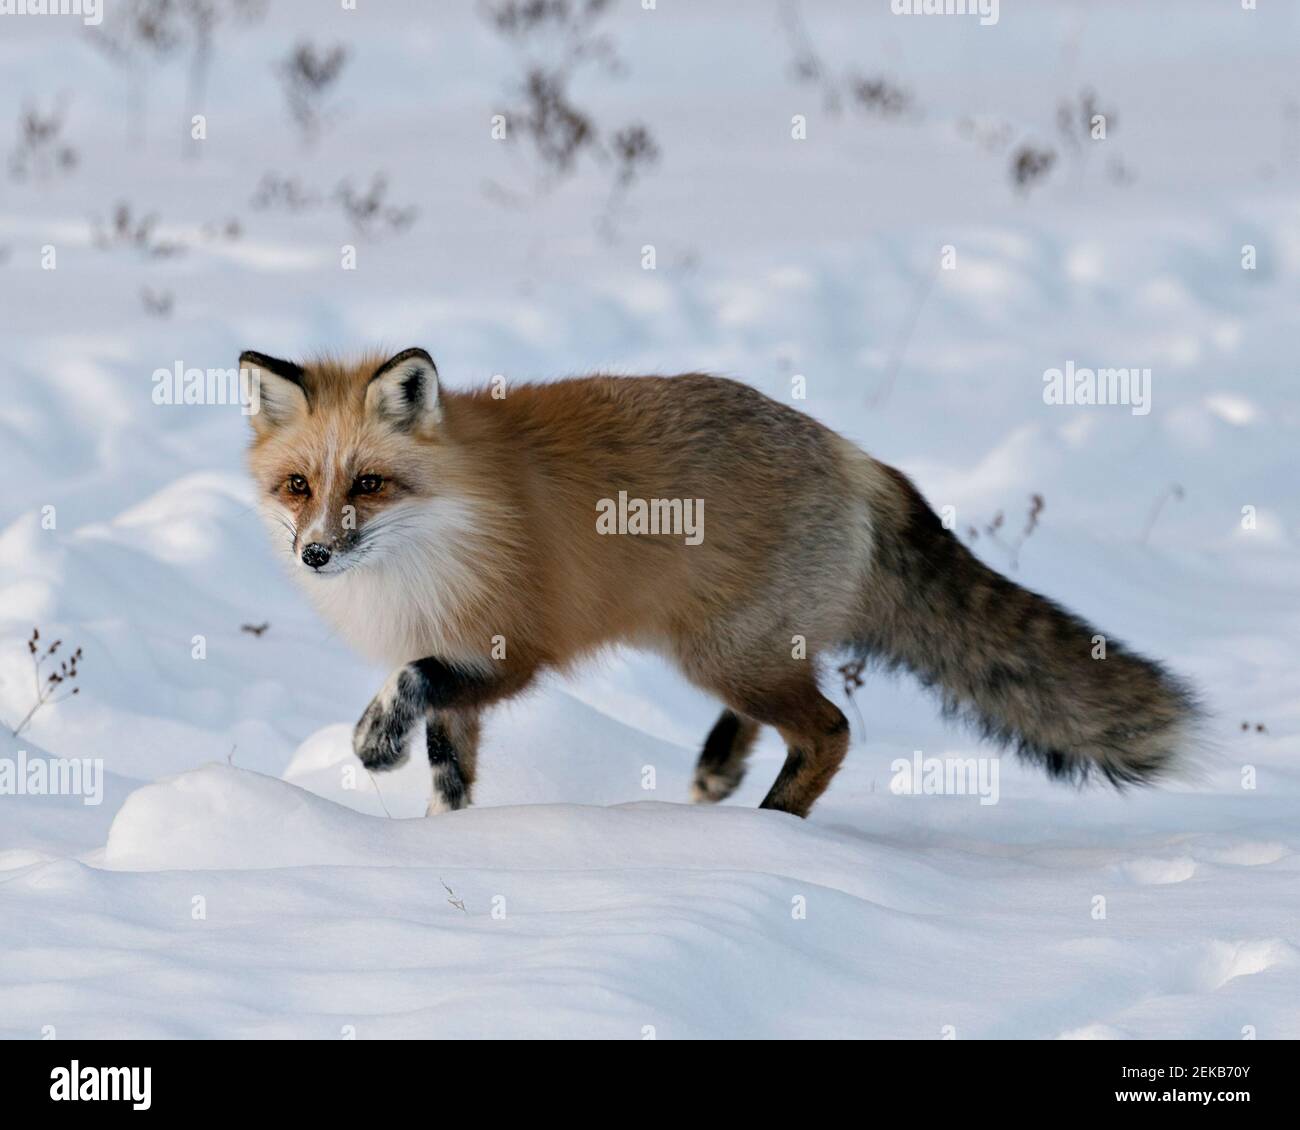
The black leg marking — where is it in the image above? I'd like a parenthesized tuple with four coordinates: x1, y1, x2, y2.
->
(426, 715, 469, 814)
(758, 747, 808, 811)
(698, 710, 742, 769)
(757, 702, 850, 818)
(353, 666, 427, 770)
(426, 719, 460, 767)
(413, 657, 498, 710)
(354, 659, 503, 772)
(691, 709, 760, 804)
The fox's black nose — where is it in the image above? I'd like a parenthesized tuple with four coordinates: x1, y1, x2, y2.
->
(301, 543, 331, 569)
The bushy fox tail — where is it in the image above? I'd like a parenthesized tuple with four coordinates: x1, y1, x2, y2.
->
(854, 461, 1200, 785)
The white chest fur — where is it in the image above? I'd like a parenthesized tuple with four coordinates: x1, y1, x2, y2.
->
(295, 497, 490, 669)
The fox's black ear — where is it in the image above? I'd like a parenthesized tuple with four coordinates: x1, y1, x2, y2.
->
(240, 351, 308, 432)
(366, 347, 440, 433)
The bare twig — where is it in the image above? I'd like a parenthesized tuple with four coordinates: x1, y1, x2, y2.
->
(92, 201, 184, 258)
(1009, 493, 1044, 570)
(482, 1, 658, 236)
(836, 657, 867, 736)
(869, 265, 937, 408)
(440, 878, 467, 913)
(8, 98, 78, 182)
(1010, 145, 1057, 193)
(334, 175, 418, 238)
(1139, 483, 1184, 545)
(976, 495, 1045, 570)
(277, 40, 349, 145)
(779, 0, 913, 120)
(364, 769, 392, 818)
(9, 628, 84, 737)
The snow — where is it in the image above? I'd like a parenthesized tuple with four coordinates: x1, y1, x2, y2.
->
(1, 1, 1298, 1038)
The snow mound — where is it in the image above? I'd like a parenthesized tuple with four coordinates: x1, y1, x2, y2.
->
(103, 764, 941, 909)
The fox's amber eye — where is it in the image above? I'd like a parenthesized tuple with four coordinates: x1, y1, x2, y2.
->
(287, 474, 310, 496)
(353, 474, 384, 495)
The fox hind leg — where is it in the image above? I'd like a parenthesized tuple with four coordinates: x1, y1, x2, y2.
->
(705, 675, 848, 819)
(756, 688, 849, 818)
(686, 651, 850, 818)
(690, 709, 761, 804)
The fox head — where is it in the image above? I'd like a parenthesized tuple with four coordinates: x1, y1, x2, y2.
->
(243, 347, 453, 579)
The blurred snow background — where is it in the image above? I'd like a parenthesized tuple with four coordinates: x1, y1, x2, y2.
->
(0, 0, 1296, 1038)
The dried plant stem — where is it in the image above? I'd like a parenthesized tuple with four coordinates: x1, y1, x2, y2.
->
(870, 267, 937, 408)
(1140, 483, 1184, 544)
(365, 769, 392, 818)
(10, 629, 83, 737)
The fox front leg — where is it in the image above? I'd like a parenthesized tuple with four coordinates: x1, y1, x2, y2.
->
(352, 665, 429, 771)
(425, 708, 481, 815)
(352, 656, 533, 787)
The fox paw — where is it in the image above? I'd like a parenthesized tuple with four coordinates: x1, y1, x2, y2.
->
(353, 666, 425, 771)
(689, 764, 744, 804)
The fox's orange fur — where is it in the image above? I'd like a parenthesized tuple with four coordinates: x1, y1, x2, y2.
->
(245, 348, 1198, 818)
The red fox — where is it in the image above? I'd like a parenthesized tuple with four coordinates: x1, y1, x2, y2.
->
(243, 347, 1199, 818)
